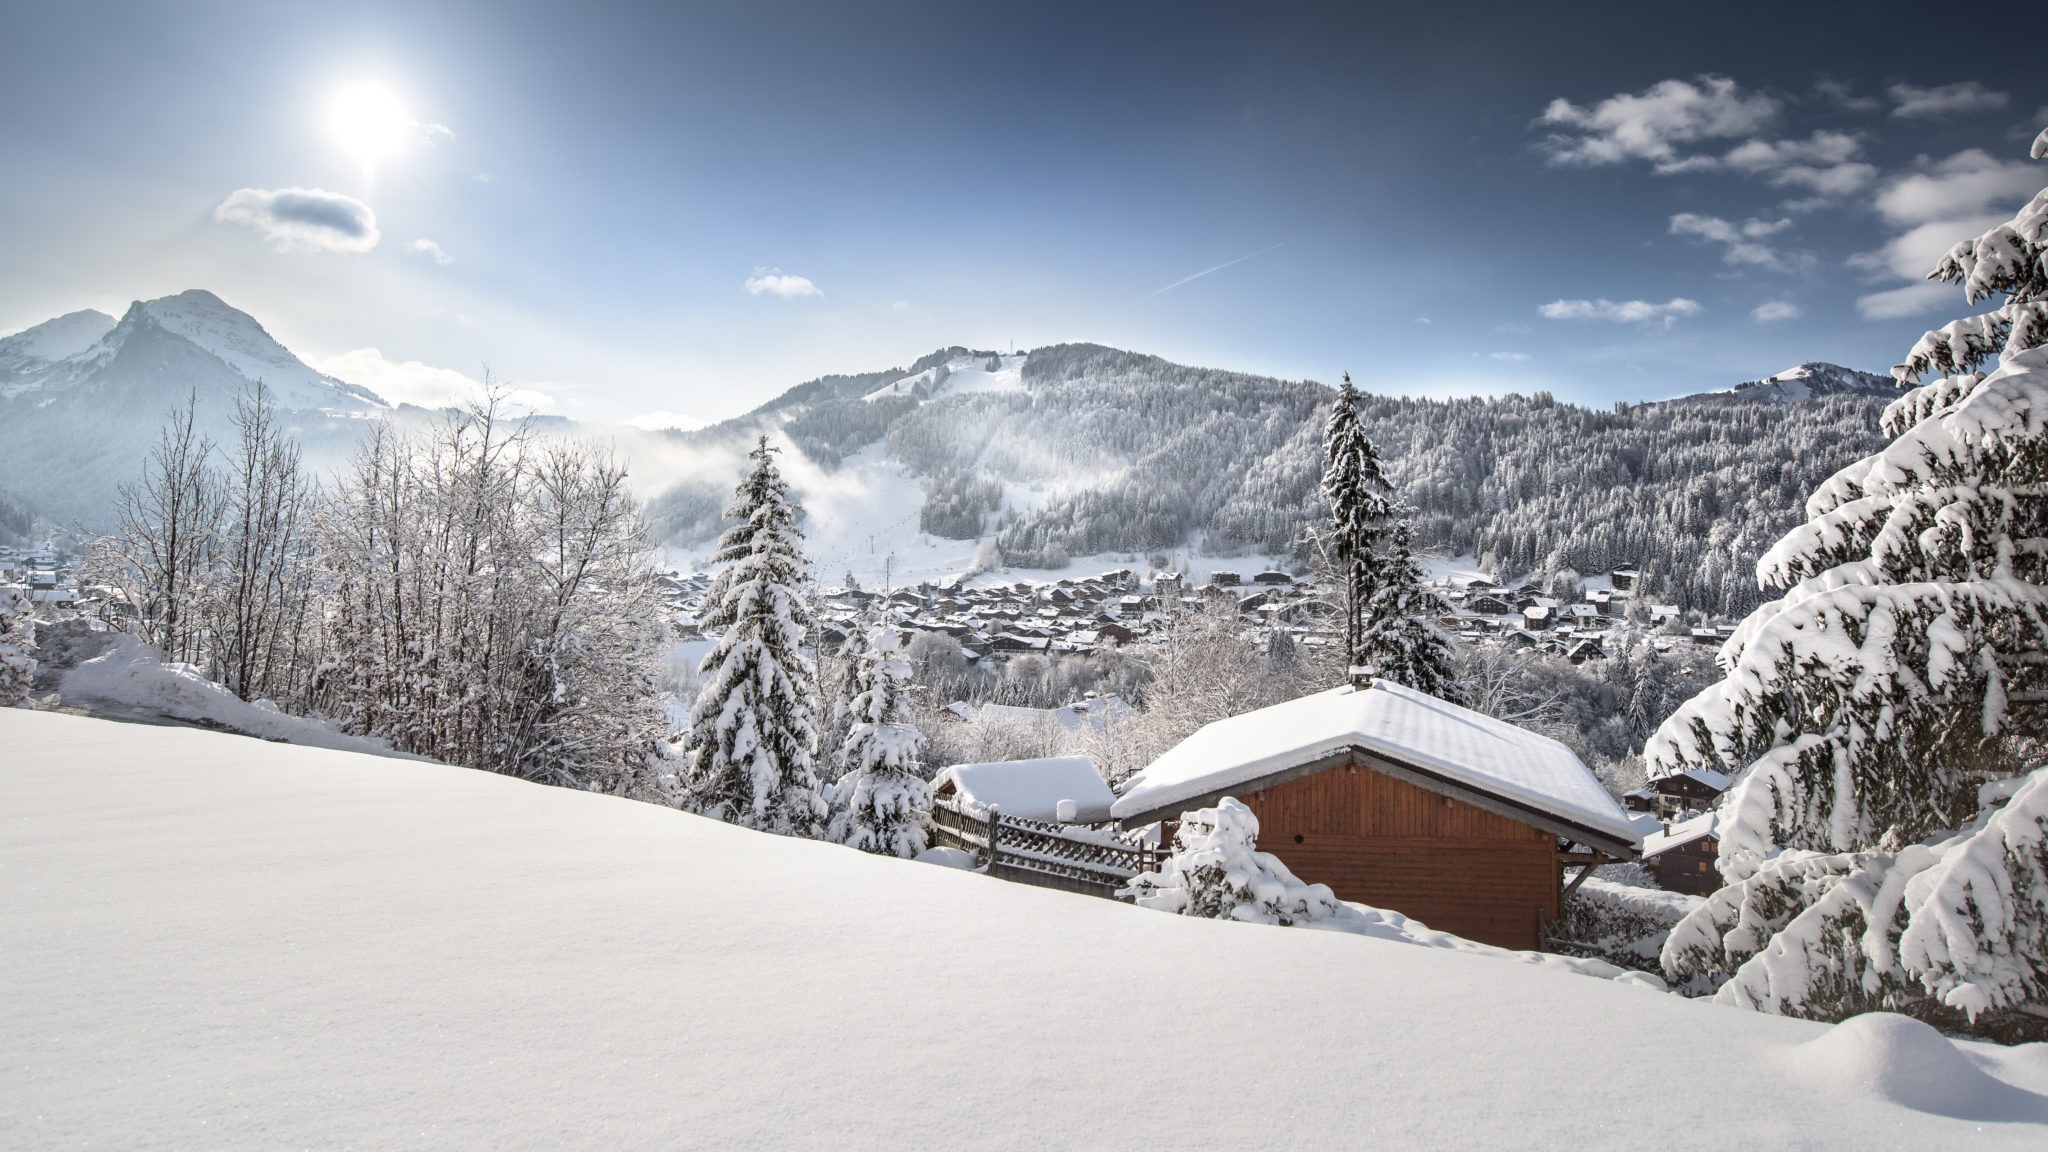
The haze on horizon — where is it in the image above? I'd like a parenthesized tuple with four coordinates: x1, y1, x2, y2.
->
(1, 0, 2043, 426)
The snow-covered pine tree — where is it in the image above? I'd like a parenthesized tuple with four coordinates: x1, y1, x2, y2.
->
(1358, 518, 1462, 702)
(827, 620, 932, 858)
(1318, 372, 1395, 684)
(683, 437, 828, 835)
(1623, 644, 1664, 745)
(1649, 130, 2048, 1035)
(816, 620, 868, 785)
(0, 584, 35, 706)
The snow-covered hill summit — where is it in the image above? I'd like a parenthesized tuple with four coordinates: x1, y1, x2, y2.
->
(4, 708, 2042, 1148)
(1682, 361, 1904, 405)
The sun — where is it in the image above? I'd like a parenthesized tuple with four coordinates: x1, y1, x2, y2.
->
(327, 82, 414, 166)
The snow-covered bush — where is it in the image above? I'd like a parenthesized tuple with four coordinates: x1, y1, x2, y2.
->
(1648, 130, 2048, 1034)
(1659, 772, 2048, 1033)
(1551, 877, 1701, 977)
(1120, 797, 1343, 926)
(827, 622, 932, 858)
(0, 585, 36, 705)
(682, 437, 828, 836)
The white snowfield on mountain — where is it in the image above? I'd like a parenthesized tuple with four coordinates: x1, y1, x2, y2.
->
(0, 289, 383, 411)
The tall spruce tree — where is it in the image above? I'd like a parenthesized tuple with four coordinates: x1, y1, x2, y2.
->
(1319, 373, 1395, 684)
(682, 437, 827, 835)
(1649, 130, 2048, 1034)
(1358, 519, 1462, 701)
(0, 584, 34, 706)
(827, 619, 932, 858)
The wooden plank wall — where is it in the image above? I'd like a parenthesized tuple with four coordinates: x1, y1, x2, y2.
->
(1243, 763, 1558, 951)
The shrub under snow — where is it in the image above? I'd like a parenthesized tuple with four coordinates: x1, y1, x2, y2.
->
(1120, 798, 1344, 926)
(1551, 877, 1702, 977)
(1663, 771, 2048, 1028)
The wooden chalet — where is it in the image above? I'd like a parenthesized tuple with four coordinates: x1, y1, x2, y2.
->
(1112, 680, 1641, 951)
(1648, 768, 1729, 818)
(1641, 812, 1721, 896)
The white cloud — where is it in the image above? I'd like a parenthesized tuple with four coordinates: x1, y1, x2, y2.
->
(1539, 297, 1703, 326)
(1814, 78, 1881, 112)
(1889, 81, 2008, 120)
(1536, 85, 1874, 205)
(1669, 213, 1798, 269)
(744, 269, 823, 299)
(1717, 130, 1877, 198)
(213, 187, 379, 253)
(1843, 148, 2041, 308)
(407, 238, 453, 266)
(624, 410, 708, 433)
(1538, 76, 1778, 169)
(1874, 149, 2042, 227)
(1851, 214, 2007, 280)
(310, 348, 554, 413)
(891, 300, 910, 312)
(1415, 317, 1432, 325)
(1489, 351, 1530, 361)
(1751, 300, 1801, 323)
(1856, 282, 1958, 320)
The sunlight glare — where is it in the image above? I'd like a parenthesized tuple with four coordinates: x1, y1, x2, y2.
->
(328, 83, 413, 165)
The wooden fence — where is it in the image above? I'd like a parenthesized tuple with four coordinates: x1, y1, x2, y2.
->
(930, 796, 1165, 899)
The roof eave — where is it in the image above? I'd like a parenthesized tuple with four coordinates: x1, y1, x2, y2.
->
(1115, 744, 1638, 858)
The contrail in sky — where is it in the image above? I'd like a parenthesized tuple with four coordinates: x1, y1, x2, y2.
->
(1138, 240, 1291, 302)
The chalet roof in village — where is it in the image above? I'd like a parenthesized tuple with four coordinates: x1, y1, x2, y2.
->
(934, 756, 1116, 823)
(1642, 810, 1721, 857)
(1111, 680, 1641, 853)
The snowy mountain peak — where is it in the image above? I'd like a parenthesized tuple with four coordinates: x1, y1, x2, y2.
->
(116, 290, 386, 412)
(1711, 361, 1900, 403)
(0, 308, 115, 372)
(0, 289, 387, 414)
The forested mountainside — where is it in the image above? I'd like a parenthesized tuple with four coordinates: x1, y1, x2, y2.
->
(649, 343, 1900, 616)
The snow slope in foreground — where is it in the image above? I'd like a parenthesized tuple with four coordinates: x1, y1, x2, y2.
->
(3, 711, 2046, 1150)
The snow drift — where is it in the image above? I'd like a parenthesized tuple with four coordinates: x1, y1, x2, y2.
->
(3, 710, 2045, 1149)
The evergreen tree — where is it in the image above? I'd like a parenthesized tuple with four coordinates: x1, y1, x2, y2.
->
(1624, 644, 1663, 744)
(1358, 519, 1462, 701)
(1649, 131, 2048, 1033)
(1318, 372, 1395, 682)
(0, 585, 35, 706)
(683, 437, 827, 835)
(827, 620, 931, 857)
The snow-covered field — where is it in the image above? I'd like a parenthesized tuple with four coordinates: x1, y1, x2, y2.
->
(4, 709, 2046, 1149)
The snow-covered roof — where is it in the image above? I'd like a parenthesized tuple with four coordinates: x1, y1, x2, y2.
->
(1642, 811, 1720, 857)
(1111, 680, 1640, 848)
(934, 756, 1116, 823)
(1653, 767, 1732, 793)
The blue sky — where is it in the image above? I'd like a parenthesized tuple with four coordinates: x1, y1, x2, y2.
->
(1, 1, 2043, 424)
